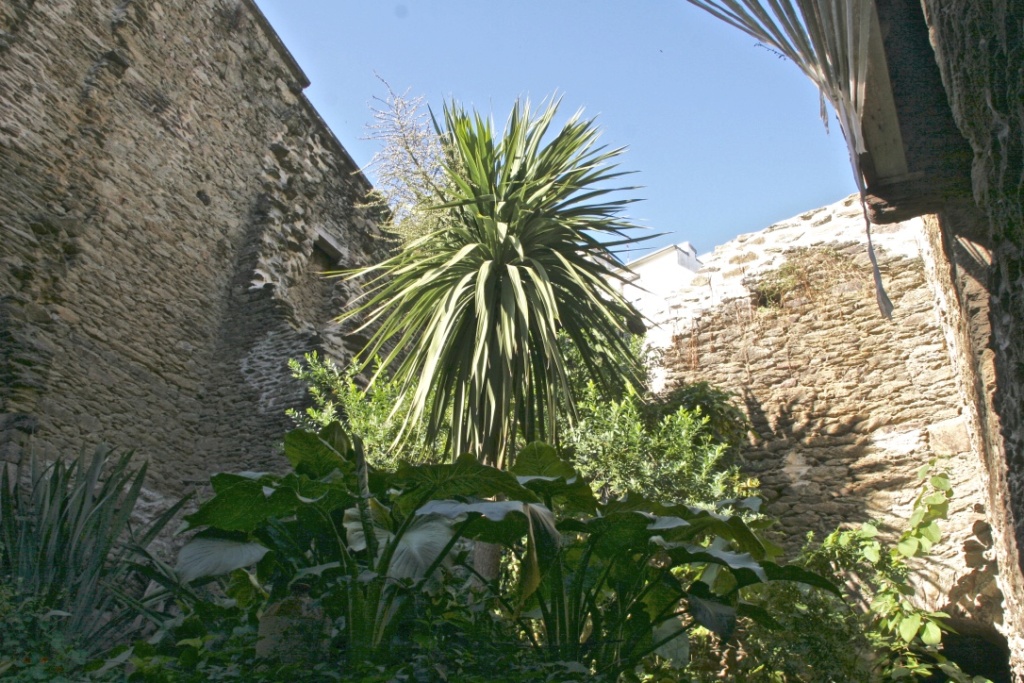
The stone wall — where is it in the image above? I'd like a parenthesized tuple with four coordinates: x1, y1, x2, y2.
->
(0, 0, 385, 502)
(656, 197, 1002, 641)
(918, 2, 1024, 677)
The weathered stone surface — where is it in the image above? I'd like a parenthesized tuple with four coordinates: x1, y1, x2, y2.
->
(648, 198, 1001, 648)
(917, 1, 1024, 676)
(0, 0, 386, 496)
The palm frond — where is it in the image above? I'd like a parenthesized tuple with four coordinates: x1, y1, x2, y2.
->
(686, 0, 893, 316)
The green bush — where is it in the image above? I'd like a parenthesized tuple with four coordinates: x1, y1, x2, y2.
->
(287, 352, 444, 469)
(289, 351, 756, 509)
(684, 462, 992, 682)
(564, 380, 755, 506)
(0, 579, 91, 682)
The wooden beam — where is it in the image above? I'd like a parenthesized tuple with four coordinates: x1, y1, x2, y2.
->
(859, 2, 909, 185)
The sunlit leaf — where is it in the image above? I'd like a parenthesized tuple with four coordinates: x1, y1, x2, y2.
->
(898, 537, 920, 558)
(183, 474, 298, 533)
(899, 613, 922, 643)
(921, 620, 942, 645)
(176, 536, 269, 582)
(284, 426, 352, 479)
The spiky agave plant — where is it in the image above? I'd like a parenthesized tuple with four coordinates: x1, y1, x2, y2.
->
(340, 97, 649, 469)
(685, 0, 893, 316)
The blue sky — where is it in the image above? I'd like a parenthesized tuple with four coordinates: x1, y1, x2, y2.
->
(252, 0, 856, 258)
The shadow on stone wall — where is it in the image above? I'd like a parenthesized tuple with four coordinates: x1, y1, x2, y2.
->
(661, 243, 1004, 673)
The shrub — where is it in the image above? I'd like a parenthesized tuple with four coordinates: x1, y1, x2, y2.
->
(685, 461, 992, 682)
(0, 579, 91, 681)
(287, 352, 443, 469)
(564, 380, 755, 505)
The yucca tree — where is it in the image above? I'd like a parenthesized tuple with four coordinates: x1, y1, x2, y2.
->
(341, 98, 648, 469)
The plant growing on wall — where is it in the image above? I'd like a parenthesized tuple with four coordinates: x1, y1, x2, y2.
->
(747, 245, 863, 309)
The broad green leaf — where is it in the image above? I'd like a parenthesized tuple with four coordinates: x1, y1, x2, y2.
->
(760, 562, 841, 595)
(394, 453, 535, 505)
(417, 499, 558, 600)
(184, 474, 298, 532)
(387, 515, 458, 580)
(920, 520, 942, 543)
(176, 536, 269, 582)
(664, 544, 767, 584)
(898, 537, 920, 558)
(641, 574, 686, 622)
(737, 602, 784, 630)
(416, 500, 555, 543)
(724, 514, 768, 559)
(343, 498, 394, 553)
(862, 542, 881, 564)
(225, 568, 265, 609)
(588, 511, 659, 557)
(512, 442, 575, 479)
(930, 475, 952, 492)
(652, 618, 690, 668)
(921, 620, 942, 645)
(283, 427, 352, 479)
(512, 443, 597, 514)
(899, 613, 922, 643)
(687, 589, 736, 638)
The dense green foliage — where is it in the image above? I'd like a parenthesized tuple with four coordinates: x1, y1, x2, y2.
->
(0, 446, 183, 678)
(685, 462, 989, 682)
(287, 352, 443, 469)
(564, 379, 755, 505)
(0, 582, 91, 681)
(287, 351, 755, 508)
(129, 423, 835, 681)
(0, 87, 995, 681)
(0, 432, 989, 681)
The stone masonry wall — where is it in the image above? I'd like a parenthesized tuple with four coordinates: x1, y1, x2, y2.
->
(920, 3, 1024, 677)
(657, 197, 1001, 636)
(0, 0, 385, 503)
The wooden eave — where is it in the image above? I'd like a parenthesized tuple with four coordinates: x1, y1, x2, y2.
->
(858, 0, 973, 224)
